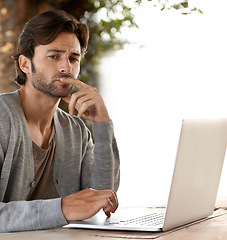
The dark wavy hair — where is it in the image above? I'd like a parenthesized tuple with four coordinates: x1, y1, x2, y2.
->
(13, 10, 89, 85)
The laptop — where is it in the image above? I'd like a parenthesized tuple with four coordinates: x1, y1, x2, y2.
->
(64, 118, 227, 232)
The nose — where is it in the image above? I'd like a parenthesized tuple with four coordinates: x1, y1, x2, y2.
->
(59, 57, 72, 74)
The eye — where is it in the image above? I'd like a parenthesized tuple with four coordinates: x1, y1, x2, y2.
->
(48, 55, 58, 59)
(70, 57, 80, 63)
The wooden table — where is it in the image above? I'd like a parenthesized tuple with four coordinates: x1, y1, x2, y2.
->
(1, 198, 227, 240)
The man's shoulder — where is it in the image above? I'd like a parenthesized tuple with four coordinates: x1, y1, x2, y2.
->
(0, 90, 24, 125)
(0, 90, 25, 141)
(0, 90, 20, 107)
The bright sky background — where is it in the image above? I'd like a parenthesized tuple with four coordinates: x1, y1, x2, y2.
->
(99, 0, 227, 206)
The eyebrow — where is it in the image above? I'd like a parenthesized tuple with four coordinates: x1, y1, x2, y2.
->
(46, 49, 81, 56)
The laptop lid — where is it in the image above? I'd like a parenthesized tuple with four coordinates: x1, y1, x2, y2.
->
(163, 118, 227, 231)
(64, 118, 227, 232)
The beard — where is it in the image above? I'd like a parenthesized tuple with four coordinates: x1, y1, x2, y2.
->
(31, 61, 74, 98)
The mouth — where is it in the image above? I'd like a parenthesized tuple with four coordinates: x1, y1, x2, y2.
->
(58, 78, 65, 83)
(54, 78, 68, 84)
(58, 77, 74, 84)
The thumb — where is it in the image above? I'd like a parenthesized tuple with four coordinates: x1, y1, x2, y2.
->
(61, 95, 72, 104)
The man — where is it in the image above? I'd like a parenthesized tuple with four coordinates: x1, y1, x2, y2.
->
(0, 10, 120, 232)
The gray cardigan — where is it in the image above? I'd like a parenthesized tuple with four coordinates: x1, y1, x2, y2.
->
(0, 90, 120, 232)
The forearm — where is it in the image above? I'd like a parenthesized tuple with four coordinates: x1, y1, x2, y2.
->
(91, 120, 120, 191)
(0, 198, 67, 233)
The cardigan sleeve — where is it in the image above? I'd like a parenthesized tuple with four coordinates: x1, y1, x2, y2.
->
(79, 121, 120, 192)
(0, 198, 68, 232)
(90, 121, 120, 191)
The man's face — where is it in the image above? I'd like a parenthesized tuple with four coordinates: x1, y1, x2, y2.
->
(30, 32, 81, 98)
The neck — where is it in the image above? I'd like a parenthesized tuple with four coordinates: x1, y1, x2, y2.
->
(19, 85, 60, 149)
(19, 86, 60, 129)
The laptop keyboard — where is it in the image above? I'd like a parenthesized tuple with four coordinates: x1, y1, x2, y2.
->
(108, 212, 165, 226)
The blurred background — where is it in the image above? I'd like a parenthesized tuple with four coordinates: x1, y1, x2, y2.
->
(1, 0, 227, 206)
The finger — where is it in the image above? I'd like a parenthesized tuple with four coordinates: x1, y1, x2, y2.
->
(108, 191, 119, 213)
(69, 89, 99, 117)
(86, 197, 112, 218)
(76, 93, 96, 110)
(67, 94, 78, 116)
(67, 94, 92, 117)
(103, 198, 113, 218)
(60, 78, 89, 90)
(105, 211, 111, 218)
(67, 91, 90, 116)
(78, 99, 97, 118)
(96, 190, 119, 214)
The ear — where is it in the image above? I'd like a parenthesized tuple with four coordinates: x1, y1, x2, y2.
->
(19, 55, 31, 75)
